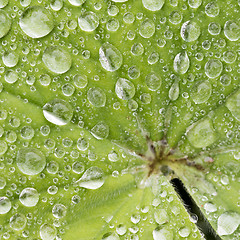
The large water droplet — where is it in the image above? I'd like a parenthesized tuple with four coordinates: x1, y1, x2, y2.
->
(153, 226, 173, 240)
(78, 11, 99, 32)
(17, 148, 46, 175)
(217, 212, 240, 236)
(52, 204, 67, 218)
(77, 167, 105, 189)
(187, 118, 216, 148)
(139, 18, 155, 38)
(205, 2, 220, 17)
(191, 81, 212, 104)
(2, 51, 18, 67)
(145, 73, 161, 91)
(0, 9, 11, 38)
(181, 21, 200, 42)
(10, 213, 27, 230)
(42, 46, 72, 74)
(205, 59, 223, 78)
(115, 78, 135, 100)
(40, 224, 57, 240)
(169, 11, 182, 25)
(19, 6, 54, 38)
(43, 99, 73, 126)
(226, 90, 240, 122)
(179, 227, 190, 237)
(224, 20, 240, 41)
(0, 0, 8, 8)
(142, 0, 165, 11)
(99, 43, 123, 72)
(0, 197, 11, 214)
(87, 87, 106, 107)
(19, 188, 39, 207)
(173, 51, 190, 74)
(91, 122, 109, 139)
(4, 70, 18, 84)
(188, 0, 202, 8)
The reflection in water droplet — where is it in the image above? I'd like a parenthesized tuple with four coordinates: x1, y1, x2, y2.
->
(19, 188, 39, 207)
(77, 167, 105, 189)
(19, 6, 54, 38)
(78, 11, 99, 32)
(0, 196, 11, 214)
(226, 90, 240, 122)
(187, 118, 216, 148)
(87, 87, 106, 107)
(17, 148, 46, 175)
(91, 122, 109, 139)
(205, 59, 223, 78)
(181, 21, 200, 42)
(10, 213, 27, 230)
(142, 0, 165, 11)
(40, 223, 57, 240)
(115, 78, 135, 100)
(42, 46, 72, 74)
(43, 99, 73, 126)
(224, 20, 240, 41)
(99, 43, 123, 72)
(173, 51, 190, 74)
(0, 10, 11, 38)
(217, 212, 240, 236)
(145, 73, 161, 91)
(191, 81, 212, 104)
(204, 202, 217, 213)
(139, 18, 155, 38)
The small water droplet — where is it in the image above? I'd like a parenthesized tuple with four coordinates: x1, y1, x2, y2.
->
(87, 87, 106, 107)
(10, 213, 27, 230)
(205, 59, 223, 78)
(19, 188, 39, 207)
(78, 11, 99, 32)
(205, 2, 220, 17)
(181, 21, 200, 42)
(91, 121, 109, 139)
(115, 78, 135, 100)
(179, 227, 190, 237)
(191, 81, 212, 104)
(145, 72, 161, 91)
(173, 51, 190, 74)
(40, 223, 57, 240)
(52, 204, 67, 218)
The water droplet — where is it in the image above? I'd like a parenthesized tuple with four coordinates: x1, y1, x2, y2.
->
(181, 21, 200, 42)
(19, 6, 54, 38)
(39, 74, 51, 86)
(10, 213, 27, 230)
(169, 80, 179, 101)
(0, 9, 11, 38)
(108, 151, 118, 162)
(139, 18, 155, 38)
(0, 0, 8, 8)
(145, 72, 161, 91)
(78, 11, 99, 32)
(43, 99, 73, 126)
(148, 51, 159, 65)
(220, 74, 231, 86)
(17, 148, 46, 175)
(62, 83, 75, 96)
(77, 167, 105, 189)
(223, 50, 237, 64)
(40, 223, 57, 240)
(187, 118, 216, 148)
(42, 46, 72, 74)
(102, 232, 120, 240)
(154, 209, 169, 225)
(128, 66, 140, 79)
(179, 227, 190, 237)
(205, 59, 223, 78)
(19, 188, 39, 207)
(208, 22, 221, 35)
(205, 2, 220, 17)
(0, 197, 11, 214)
(91, 121, 109, 139)
(224, 20, 240, 41)
(77, 137, 89, 151)
(68, 0, 85, 6)
(204, 202, 217, 213)
(153, 226, 173, 240)
(20, 125, 34, 139)
(142, 0, 165, 11)
(217, 212, 240, 236)
(4, 70, 18, 84)
(123, 12, 135, 24)
(73, 74, 88, 88)
(191, 81, 212, 104)
(116, 224, 127, 235)
(106, 18, 119, 32)
(115, 78, 135, 100)
(72, 161, 85, 174)
(188, 0, 202, 8)
(47, 161, 59, 174)
(226, 90, 240, 122)
(174, 51, 190, 74)
(87, 87, 106, 107)
(2, 51, 18, 67)
(99, 43, 123, 72)
(131, 43, 144, 56)
(52, 204, 67, 218)
(20, 0, 31, 7)
(0, 140, 8, 155)
(50, 0, 63, 11)
(169, 11, 182, 25)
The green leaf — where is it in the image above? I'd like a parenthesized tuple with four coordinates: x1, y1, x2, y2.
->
(0, 0, 239, 240)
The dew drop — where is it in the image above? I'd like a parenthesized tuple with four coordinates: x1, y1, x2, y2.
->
(0, 0, 8, 8)
(169, 80, 179, 101)
(78, 11, 99, 32)
(73, 74, 88, 88)
(77, 167, 105, 189)
(115, 78, 135, 100)
(145, 72, 161, 91)
(87, 87, 106, 107)
(139, 18, 155, 38)
(179, 227, 190, 237)
(180, 21, 200, 42)
(205, 2, 220, 17)
(19, 188, 39, 207)
(4, 70, 18, 84)
(99, 43, 123, 72)
(43, 99, 73, 126)
(0, 197, 11, 214)
(223, 50, 237, 64)
(50, 0, 63, 11)
(205, 59, 223, 78)
(77, 137, 89, 151)
(91, 122, 109, 139)
(20, 125, 34, 140)
(0, 9, 11, 38)
(173, 51, 190, 74)
(224, 20, 240, 41)
(17, 148, 46, 175)
(40, 223, 57, 240)
(47, 161, 59, 174)
(142, 0, 165, 11)
(187, 118, 216, 148)
(169, 11, 182, 25)
(208, 22, 221, 35)
(19, 6, 54, 38)
(72, 161, 85, 174)
(188, 0, 202, 8)
(154, 209, 169, 225)
(68, 0, 86, 6)
(191, 81, 212, 104)
(52, 204, 67, 219)
(131, 43, 144, 56)
(42, 46, 72, 74)
(2, 51, 18, 67)
(10, 213, 27, 230)
(153, 226, 173, 240)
